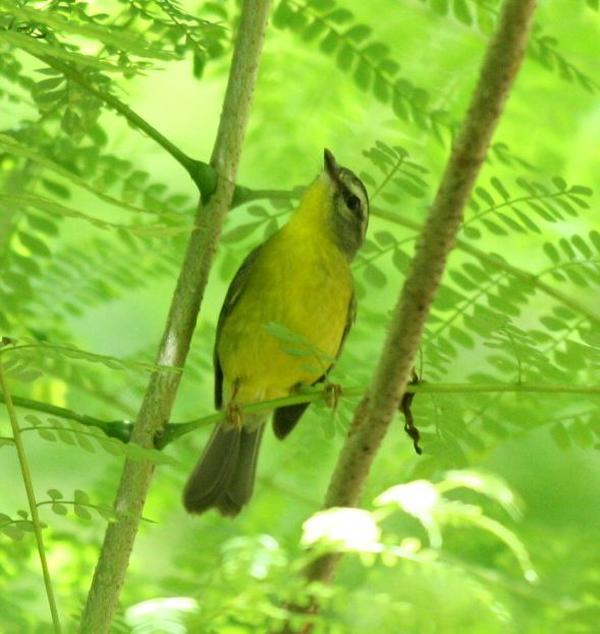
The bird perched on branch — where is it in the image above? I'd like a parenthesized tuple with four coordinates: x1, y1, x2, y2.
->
(183, 149, 369, 516)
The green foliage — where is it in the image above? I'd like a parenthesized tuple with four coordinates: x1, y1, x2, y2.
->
(22, 413, 176, 465)
(416, 0, 598, 93)
(41, 487, 116, 522)
(306, 469, 534, 579)
(1, 0, 599, 632)
(273, 0, 452, 140)
(343, 136, 599, 470)
(0, 509, 38, 541)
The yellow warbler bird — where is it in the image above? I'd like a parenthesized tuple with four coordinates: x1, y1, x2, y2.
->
(183, 149, 369, 516)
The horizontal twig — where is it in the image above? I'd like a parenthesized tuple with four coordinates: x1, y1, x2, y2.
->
(3, 381, 598, 449)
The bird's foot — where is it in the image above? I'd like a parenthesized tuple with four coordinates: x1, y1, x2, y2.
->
(324, 382, 342, 410)
(226, 402, 242, 429)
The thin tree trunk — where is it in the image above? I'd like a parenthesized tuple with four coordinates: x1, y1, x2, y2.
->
(79, 2, 272, 631)
(299, 0, 537, 616)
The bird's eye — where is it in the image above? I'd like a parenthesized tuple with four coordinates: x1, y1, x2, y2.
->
(345, 194, 361, 213)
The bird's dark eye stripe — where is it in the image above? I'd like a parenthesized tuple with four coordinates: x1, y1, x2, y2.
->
(344, 192, 361, 213)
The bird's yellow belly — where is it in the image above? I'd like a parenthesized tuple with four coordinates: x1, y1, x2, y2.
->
(218, 234, 353, 405)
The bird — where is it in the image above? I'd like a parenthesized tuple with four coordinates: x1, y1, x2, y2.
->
(183, 149, 369, 516)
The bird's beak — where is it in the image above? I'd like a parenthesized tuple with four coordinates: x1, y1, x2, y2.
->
(324, 148, 340, 183)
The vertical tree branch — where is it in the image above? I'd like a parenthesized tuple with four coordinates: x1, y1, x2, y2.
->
(303, 0, 537, 590)
(79, 2, 273, 632)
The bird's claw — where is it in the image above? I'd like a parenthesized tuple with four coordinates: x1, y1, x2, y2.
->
(226, 402, 242, 429)
(324, 382, 342, 410)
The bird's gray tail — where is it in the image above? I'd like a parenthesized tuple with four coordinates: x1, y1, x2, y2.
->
(182, 416, 266, 516)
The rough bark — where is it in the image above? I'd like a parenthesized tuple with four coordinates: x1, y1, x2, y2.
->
(304, 0, 537, 590)
(79, 2, 273, 631)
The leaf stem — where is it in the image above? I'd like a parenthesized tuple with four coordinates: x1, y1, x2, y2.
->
(36, 500, 104, 512)
(371, 152, 407, 203)
(0, 395, 130, 440)
(0, 518, 36, 529)
(462, 188, 569, 230)
(0, 361, 62, 633)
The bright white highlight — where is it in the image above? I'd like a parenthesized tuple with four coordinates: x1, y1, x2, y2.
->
(157, 330, 179, 366)
(302, 507, 381, 552)
(126, 597, 198, 633)
(375, 480, 440, 518)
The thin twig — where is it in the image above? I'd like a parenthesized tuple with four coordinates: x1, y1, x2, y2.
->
(0, 393, 132, 441)
(23, 52, 213, 194)
(0, 359, 62, 633)
(18, 51, 293, 205)
(3, 382, 599, 449)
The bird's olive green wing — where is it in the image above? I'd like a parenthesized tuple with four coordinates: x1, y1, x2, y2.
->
(214, 245, 262, 410)
(272, 291, 357, 439)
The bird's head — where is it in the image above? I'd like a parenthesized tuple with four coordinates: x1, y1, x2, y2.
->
(290, 149, 369, 260)
(322, 148, 369, 260)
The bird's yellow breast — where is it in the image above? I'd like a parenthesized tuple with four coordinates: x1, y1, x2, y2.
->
(218, 191, 353, 406)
